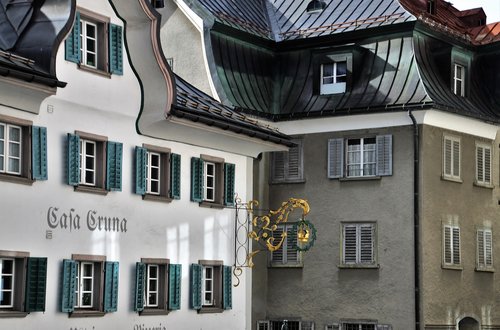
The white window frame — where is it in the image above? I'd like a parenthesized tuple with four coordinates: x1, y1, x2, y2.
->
(341, 223, 377, 267)
(79, 139, 96, 186)
(0, 123, 22, 175)
(477, 228, 493, 271)
(443, 135, 461, 181)
(80, 19, 98, 69)
(475, 143, 491, 186)
(453, 63, 465, 96)
(443, 224, 461, 267)
(204, 162, 216, 202)
(0, 258, 15, 308)
(145, 264, 159, 307)
(202, 266, 214, 306)
(342, 324, 376, 330)
(320, 61, 347, 94)
(146, 151, 161, 195)
(346, 137, 377, 178)
(75, 261, 94, 308)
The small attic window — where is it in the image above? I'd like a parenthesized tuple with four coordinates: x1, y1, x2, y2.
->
(427, 0, 436, 15)
(152, 0, 164, 8)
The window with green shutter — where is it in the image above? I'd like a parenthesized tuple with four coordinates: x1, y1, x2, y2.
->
(135, 145, 180, 202)
(134, 259, 181, 315)
(64, 9, 123, 75)
(328, 134, 392, 179)
(0, 116, 48, 184)
(191, 155, 235, 207)
(67, 131, 122, 194)
(0, 251, 48, 316)
(191, 261, 233, 313)
(61, 254, 116, 316)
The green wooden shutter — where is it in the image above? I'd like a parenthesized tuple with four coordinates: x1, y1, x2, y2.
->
(328, 138, 344, 178)
(25, 257, 47, 312)
(190, 157, 203, 202)
(376, 134, 393, 176)
(168, 264, 182, 310)
(103, 261, 119, 312)
(106, 141, 123, 191)
(109, 24, 123, 75)
(65, 11, 81, 63)
(61, 259, 76, 313)
(67, 133, 80, 186)
(222, 265, 232, 310)
(170, 153, 181, 199)
(31, 126, 48, 180)
(134, 262, 146, 312)
(224, 163, 235, 206)
(135, 147, 147, 195)
(189, 263, 202, 310)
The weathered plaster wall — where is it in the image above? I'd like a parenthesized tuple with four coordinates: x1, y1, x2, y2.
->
(420, 124, 500, 329)
(257, 125, 415, 329)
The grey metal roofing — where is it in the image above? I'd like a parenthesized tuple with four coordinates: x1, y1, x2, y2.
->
(172, 74, 295, 146)
(194, 0, 415, 41)
(0, 0, 74, 87)
(211, 32, 431, 118)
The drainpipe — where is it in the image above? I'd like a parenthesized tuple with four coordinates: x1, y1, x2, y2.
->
(408, 110, 420, 330)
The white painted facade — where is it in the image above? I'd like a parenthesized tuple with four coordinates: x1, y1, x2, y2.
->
(0, 1, 280, 329)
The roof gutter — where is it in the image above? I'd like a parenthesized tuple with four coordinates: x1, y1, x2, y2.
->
(0, 66, 66, 88)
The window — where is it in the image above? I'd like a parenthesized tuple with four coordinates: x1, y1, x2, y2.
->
(453, 64, 465, 96)
(427, 0, 436, 14)
(270, 139, 304, 183)
(344, 324, 375, 330)
(341, 223, 377, 267)
(0, 251, 47, 317)
(67, 131, 122, 194)
(443, 135, 460, 181)
(135, 145, 181, 201)
(321, 61, 347, 94)
(257, 320, 315, 330)
(325, 323, 392, 330)
(477, 228, 493, 271)
(190, 155, 235, 207)
(0, 115, 47, 184)
(328, 135, 392, 179)
(475, 143, 491, 186)
(65, 9, 123, 75)
(133, 260, 181, 314)
(61, 255, 119, 316)
(270, 223, 302, 267)
(189, 261, 232, 312)
(443, 224, 461, 267)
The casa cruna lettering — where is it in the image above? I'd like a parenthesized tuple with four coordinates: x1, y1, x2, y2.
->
(47, 207, 127, 233)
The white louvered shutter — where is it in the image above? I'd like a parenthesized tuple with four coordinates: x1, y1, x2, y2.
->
(444, 226, 452, 264)
(452, 139, 460, 177)
(376, 135, 392, 176)
(328, 138, 344, 178)
(271, 151, 286, 183)
(343, 225, 357, 264)
(271, 226, 285, 264)
(444, 138, 452, 176)
(286, 225, 299, 264)
(287, 140, 303, 181)
(452, 227, 460, 265)
(478, 229, 485, 266)
(360, 224, 374, 264)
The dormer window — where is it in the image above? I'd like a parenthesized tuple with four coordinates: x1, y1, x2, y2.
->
(427, 0, 436, 14)
(453, 63, 465, 97)
(320, 61, 347, 94)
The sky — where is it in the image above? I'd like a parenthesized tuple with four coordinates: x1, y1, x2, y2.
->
(450, 0, 500, 23)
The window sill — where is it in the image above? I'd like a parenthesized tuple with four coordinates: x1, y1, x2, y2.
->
(198, 307, 223, 314)
(475, 267, 494, 273)
(139, 309, 170, 316)
(441, 176, 463, 183)
(143, 194, 173, 203)
(69, 310, 106, 318)
(74, 185, 108, 196)
(473, 182, 494, 189)
(199, 201, 225, 209)
(339, 176, 381, 182)
(268, 263, 303, 268)
(78, 64, 111, 78)
(0, 174, 34, 185)
(0, 311, 28, 318)
(442, 265, 463, 271)
(270, 179, 305, 185)
(338, 264, 379, 269)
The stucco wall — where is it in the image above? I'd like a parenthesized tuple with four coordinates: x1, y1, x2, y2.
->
(255, 125, 416, 329)
(420, 124, 500, 328)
